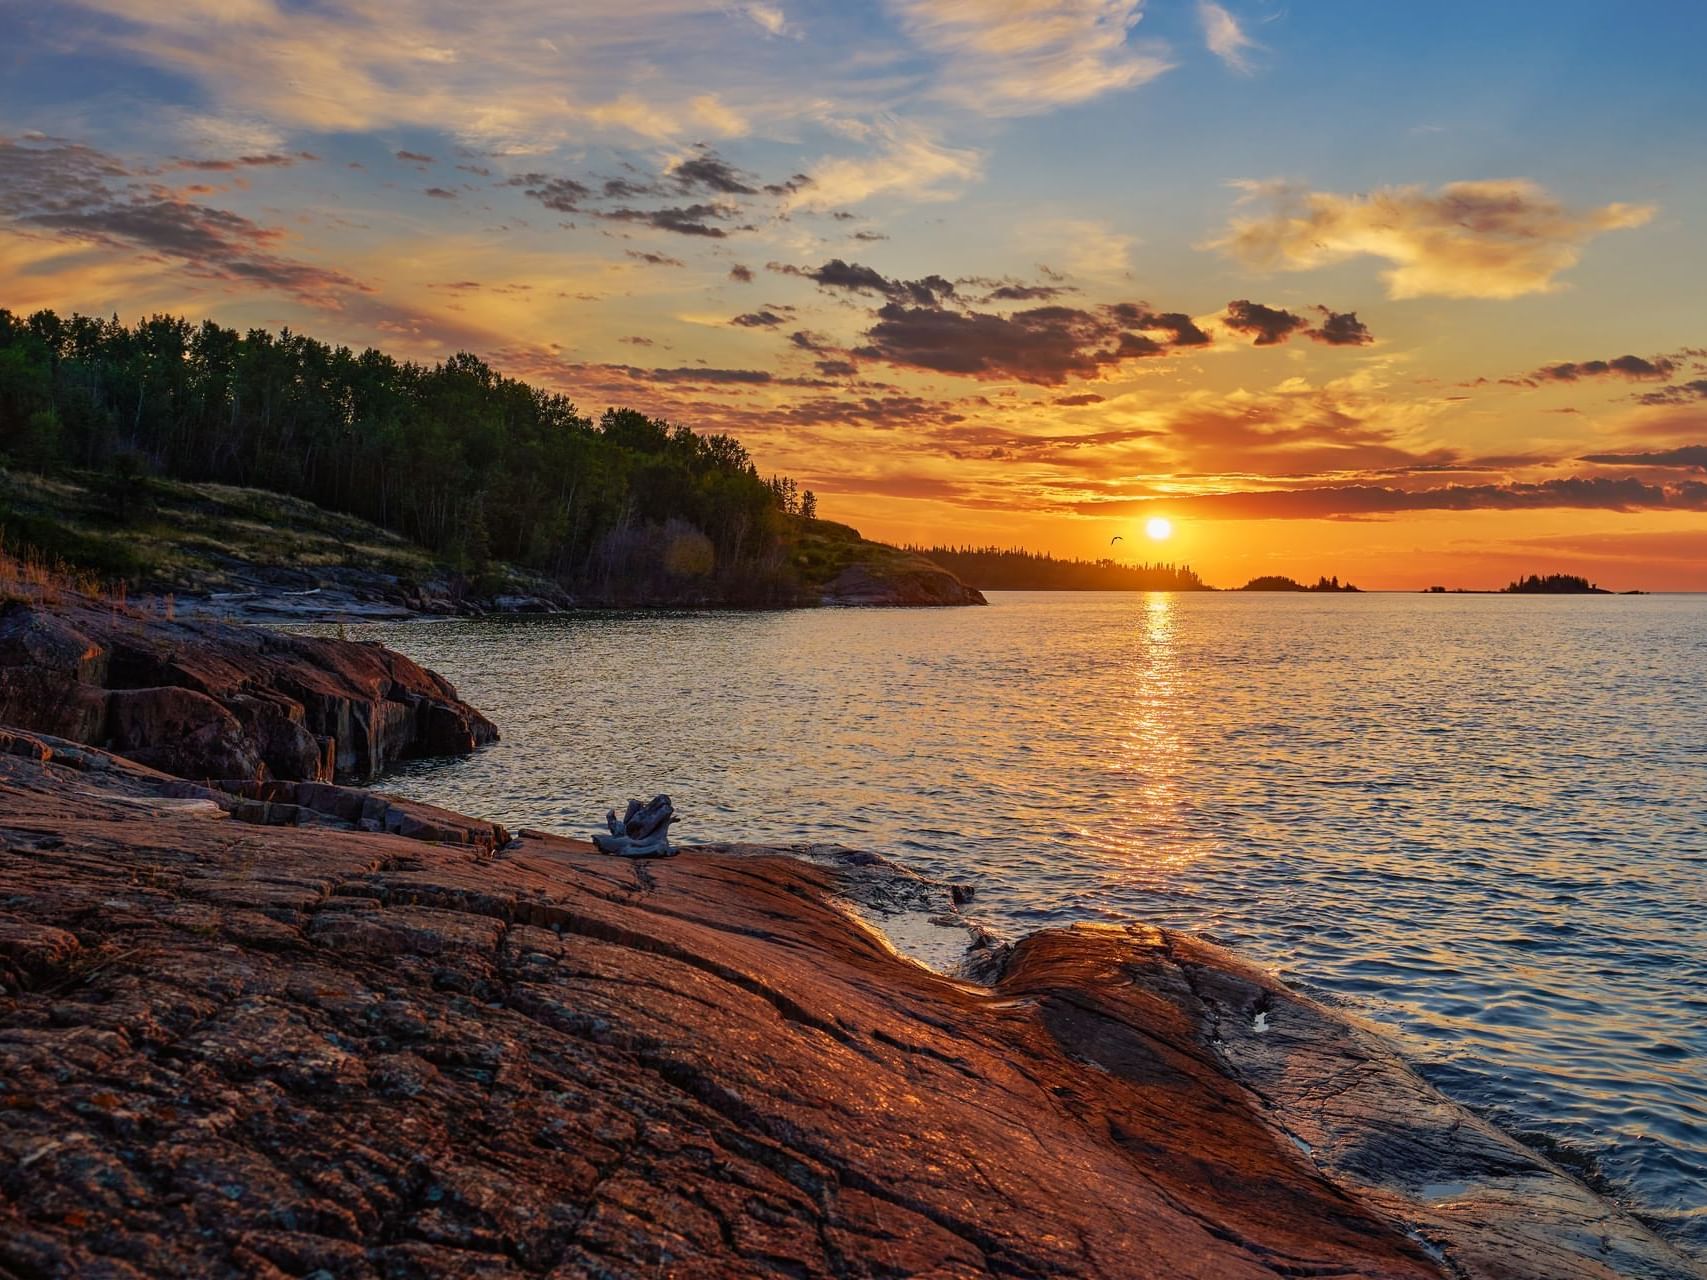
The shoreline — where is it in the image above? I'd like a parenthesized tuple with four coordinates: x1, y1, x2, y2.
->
(170, 586, 1691, 626)
(0, 592, 1700, 1276)
(0, 730, 1699, 1277)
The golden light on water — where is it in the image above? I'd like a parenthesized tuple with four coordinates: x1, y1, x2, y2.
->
(1145, 517, 1174, 542)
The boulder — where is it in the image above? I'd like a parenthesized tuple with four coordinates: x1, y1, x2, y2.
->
(0, 598, 495, 783)
(104, 686, 264, 781)
(822, 560, 987, 606)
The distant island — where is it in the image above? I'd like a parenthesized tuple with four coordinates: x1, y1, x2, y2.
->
(1502, 573, 1610, 595)
(912, 546, 1209, 591)
(1239, 574, 1361, 593)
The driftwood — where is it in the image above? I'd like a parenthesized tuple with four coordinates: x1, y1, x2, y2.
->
(592, 794, 677, 857)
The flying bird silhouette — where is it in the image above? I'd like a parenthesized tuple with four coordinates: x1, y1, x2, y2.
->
(1110, 536, 1123, 544)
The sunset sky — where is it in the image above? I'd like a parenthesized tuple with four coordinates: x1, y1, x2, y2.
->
(5, 0, 1706, 588)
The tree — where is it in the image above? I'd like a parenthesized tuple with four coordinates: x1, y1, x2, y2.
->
(800, 489, 817, 521)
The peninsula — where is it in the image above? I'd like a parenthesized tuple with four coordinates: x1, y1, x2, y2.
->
(0, 310, 981, 614)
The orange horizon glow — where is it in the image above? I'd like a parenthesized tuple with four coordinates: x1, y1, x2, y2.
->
(4, 4, 1705, 590)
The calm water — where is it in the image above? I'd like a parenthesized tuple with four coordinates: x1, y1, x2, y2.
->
(339, 593, 1706, 1255)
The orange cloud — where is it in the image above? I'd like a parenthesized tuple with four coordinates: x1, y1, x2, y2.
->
(1211, 179, 1654, 299)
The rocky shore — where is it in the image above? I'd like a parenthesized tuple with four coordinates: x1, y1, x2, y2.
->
(0, 748, 1698, 1277)
(0, 603, 1698, 1279)
(0, 598, 496, 783)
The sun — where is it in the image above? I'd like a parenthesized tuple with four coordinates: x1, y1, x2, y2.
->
(1145, 516, 1173, 541)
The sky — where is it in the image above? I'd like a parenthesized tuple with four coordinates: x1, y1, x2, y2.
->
(5, 0, 1707, 589)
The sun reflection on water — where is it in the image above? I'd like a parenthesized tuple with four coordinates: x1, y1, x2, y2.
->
(1098, 593, 1198, 877)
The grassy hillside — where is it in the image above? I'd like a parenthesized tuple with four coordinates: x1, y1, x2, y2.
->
(0, 468, 561, 611)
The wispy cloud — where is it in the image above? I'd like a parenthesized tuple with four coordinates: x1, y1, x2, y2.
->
(889, 0, 1172, 115)
(781, 118, 981, 211)
(738, 2, 791, 37)
(1099, 476, 1707, 519)
(1197, 1, 1256, 74)
(0, 134, 366, 308)
(1211, 178, 1654, 299)
(62, 0, 760, 149)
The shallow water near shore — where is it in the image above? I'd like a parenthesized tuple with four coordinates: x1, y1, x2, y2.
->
(327, 592, 1707, 1255)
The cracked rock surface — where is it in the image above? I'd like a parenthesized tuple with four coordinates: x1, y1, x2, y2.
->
(0, 733, 1698, 1279)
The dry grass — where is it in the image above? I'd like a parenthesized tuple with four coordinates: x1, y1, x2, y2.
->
(0, 541, 103, 606)
(0, 541, 179, 621)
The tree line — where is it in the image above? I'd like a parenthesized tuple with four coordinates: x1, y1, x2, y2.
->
(912, 545, 1209, 591)
(0, 309, 818, 602)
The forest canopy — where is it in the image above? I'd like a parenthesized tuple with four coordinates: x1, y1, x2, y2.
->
(0, 309, 814, 602)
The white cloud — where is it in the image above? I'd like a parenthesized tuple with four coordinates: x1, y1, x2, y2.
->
(1197, 1, 1256, 74)
(1024, 216, 1136, 279)
(889, 0, 1173, 116)
(1210, 178, 1655, 299)
(782, 118, 982, 211)
(738, 3, 790, 36)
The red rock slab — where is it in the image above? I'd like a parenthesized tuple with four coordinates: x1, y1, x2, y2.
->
(0, 752, 1697, 1279)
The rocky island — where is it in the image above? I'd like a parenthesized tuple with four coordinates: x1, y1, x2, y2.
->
(0, 591, 1699, 1279)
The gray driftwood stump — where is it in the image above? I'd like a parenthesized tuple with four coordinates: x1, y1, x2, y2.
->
(593, 794, 677, 857)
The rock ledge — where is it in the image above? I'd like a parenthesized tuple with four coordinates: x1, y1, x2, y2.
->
(0, 737, 1697, 1279)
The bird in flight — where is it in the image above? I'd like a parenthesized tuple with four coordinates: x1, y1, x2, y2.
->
(1110, 535, 1123, 544)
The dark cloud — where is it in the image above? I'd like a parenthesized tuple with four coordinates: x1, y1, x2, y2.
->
(1095, 476, 1707, 520)
(625, 249, 686, 267)
(0, 134, 366, 307)
(767, 394, 968, 429)
(860, 302, 1182, 385)
(671, 151, 758, 196)
(1637, 379, 1707, 406)
(729, 263, 754, 283)
(983, 282, 1072, 302)
(1580, 445, 1707, 469)
(851, 230, 889, 242)
(620, 335, 656, 347)
(769, 258, 958, 306)
(730, 309, 788, 328)
(636, 366, 773, 384)
(167, 152, 317, 172)
(503, 151, 806, 238)
(1224, 299, 1309, 346)
(423, 186, 458, 200)
(1055, 393, 1105, 406)
(815, 359, 859, 377)
(506, 172, 592, 213)
(1509, 354, 1678, 386)
(855, 297, 1224, 386)
(603, 202, 732, 236)
(788, 330, 835, 354)
(456, 163, 493, 177)
(602, 177, 662, 200)
(1309, 308, 1373, 346)
(1103, 305, 1212, 347)
(395, 150, 435, 164)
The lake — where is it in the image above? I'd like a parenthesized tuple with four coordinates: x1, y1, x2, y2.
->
(335, 591, 1707, 1256)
